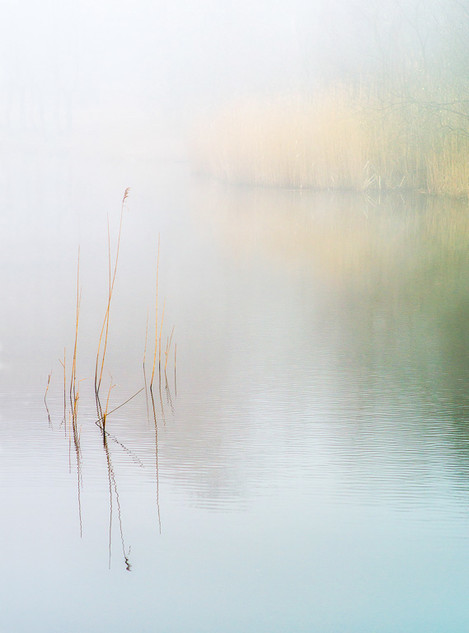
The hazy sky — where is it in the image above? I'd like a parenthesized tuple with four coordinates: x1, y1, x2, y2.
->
(0, 0, 461, 135)
(0, 1, 368, 115)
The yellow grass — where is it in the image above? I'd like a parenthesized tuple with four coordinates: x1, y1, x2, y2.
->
(191, 86, 469, 197)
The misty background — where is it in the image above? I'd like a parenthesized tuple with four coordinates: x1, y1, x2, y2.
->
(1, 0, 467, 155)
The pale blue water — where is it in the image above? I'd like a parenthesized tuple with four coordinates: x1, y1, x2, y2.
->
(1, 145, 469, 632)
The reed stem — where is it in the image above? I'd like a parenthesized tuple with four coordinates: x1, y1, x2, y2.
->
(150, 236, 160, 388)
(95, 188, 129, 406)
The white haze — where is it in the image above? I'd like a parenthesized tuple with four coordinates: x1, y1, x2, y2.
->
(0, 0, 463, 155)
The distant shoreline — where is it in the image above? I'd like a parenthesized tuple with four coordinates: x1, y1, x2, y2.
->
(191, 87, 469, 199)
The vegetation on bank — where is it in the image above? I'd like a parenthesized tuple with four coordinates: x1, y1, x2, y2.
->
(191, 83, 469, 197)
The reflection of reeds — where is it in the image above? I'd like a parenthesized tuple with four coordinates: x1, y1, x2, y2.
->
(69, 250, 83, 537)
(149, 389, 162, 534)
(101, 424, 131, 571)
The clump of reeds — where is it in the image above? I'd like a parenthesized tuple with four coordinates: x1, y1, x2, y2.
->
(139, 237, 178, 534)
(190, 84, 469, 197)
(46, 188, 178, 554)
(144, 235, 177, 400)
(50, 189, 179, 549)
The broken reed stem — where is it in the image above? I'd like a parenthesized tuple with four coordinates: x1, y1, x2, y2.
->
(150, 236, 160, 388)
(44, 370, 52, 425)
(44, 371, 52, 404)
(95, 188, 129, 402)
(96, 387, 145, 426)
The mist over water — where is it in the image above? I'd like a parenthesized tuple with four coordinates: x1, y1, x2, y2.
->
(1, 2, 469, 632)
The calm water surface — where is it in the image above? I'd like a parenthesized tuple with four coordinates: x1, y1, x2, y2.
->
(1, 145, 469, 632)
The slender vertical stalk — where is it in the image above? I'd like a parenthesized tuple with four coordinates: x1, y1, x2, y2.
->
(174, 343, 177, 397)
(70, 248, 81, 418)
(157, 300, 165, 383)
(60, 348, 67, 427)
(164, 326, 175, 374)
(143, 309, 150, 422)
(95, 188, 129, 408)
(150, 236, 160, 389)
(102, 379, 115, 431)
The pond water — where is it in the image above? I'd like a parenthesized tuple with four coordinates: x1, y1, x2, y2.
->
(1, 143, 469, 632)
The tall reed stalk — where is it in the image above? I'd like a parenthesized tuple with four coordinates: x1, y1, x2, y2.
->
(150, 237, 160, 389)
(70, 249, 81, 422)
(95, 188, 129, 413)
